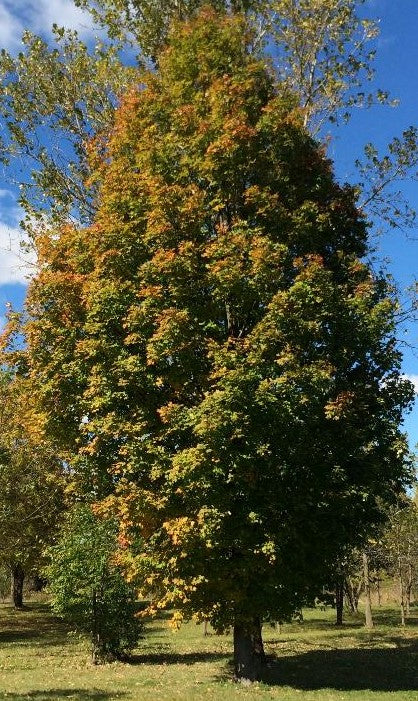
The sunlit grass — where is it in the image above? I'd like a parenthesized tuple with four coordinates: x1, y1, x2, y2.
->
(0, 602, 416, 700)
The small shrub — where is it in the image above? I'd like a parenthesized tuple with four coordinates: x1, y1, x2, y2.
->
(45, 504, 141, 662)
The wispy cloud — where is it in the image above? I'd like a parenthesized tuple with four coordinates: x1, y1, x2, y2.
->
(0, 0, 95, 51)
(0, 4, 22, 51)
(0, 1, 95, 284)
(0, 223, 35, 285)
(0, 189, 35, 285)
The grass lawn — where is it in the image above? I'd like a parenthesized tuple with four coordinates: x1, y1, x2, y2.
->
(0, 602, 416, 701)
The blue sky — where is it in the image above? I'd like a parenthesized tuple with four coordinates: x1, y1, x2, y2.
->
(329, 0, 418, 450)
(0, 0, 417, 449)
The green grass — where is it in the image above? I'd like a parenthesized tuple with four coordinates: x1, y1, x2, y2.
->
(0, 603, 416, 700)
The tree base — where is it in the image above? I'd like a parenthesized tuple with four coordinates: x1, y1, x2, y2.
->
(233, 618, 266, 682)
(11, 564, 25, 609)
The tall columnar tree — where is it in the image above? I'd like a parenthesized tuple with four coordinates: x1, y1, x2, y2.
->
(24, 10, 413, 680)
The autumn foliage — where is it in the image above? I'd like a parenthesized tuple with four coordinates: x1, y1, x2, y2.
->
(24, 8, 413, 678)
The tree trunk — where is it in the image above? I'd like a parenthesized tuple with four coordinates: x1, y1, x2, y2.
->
(344, 578, 354, 613)
(335, 579, 344, 626)
(11, 563, 25, 608)
(363, 551, 373, 629)
(253, 617, 266, 664)
(405, 560, 412, 617)
(394, 521, 406, 626)
(344, 577, 361, 613)
(376, 574, 381, 606)
(398, 560, 406, 627)
(233, 618, 266, 682)
(91, 589, 101, 664)
(399, 578, 406, 626)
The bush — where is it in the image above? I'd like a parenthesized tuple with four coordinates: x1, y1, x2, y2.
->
(45, 505, 141, 662)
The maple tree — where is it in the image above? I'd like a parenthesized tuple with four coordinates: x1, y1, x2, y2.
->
(75, 0, 256, 58)
(22, 9, 414, 679)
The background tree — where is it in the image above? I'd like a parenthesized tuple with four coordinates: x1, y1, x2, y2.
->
(362, 549, 373, 629)
(0, 28, 134, 233)
(24, 10, 414, 680)
(0, 371, 64, 607)
(75, 0, 257, 57)
(379, 497, 418, 625)
(45, 504, 142, 663)
(340, 549, 363, 615)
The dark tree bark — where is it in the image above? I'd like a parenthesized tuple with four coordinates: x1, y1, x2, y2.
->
(376, 574, 382, 606)
(253, 617, 266, 664)
(234, 618, 266, 681)
(11, 563, 25, 608)
(335, 579, 344, 626)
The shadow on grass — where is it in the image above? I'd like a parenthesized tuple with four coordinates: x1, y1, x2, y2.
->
(0, 624, 70, 647)
(0, 604, 72, 647)
(260, 639, 418, 691)
(0, 627, 71, 646)
(0, 691, 125, 701)
(372, 610, 418, 627)
(273, 612, 418, 633)
(267, 626, 418, 648)
(130, 650, 230, 666)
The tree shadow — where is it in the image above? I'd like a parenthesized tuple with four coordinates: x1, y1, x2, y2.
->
(260, 639, 418, 691)
(0, 618, 71, 647)
(372, 610, 418, 627)
(267, 627, 417, 648)
(130, 650, 230, 666)
(0, 604, 72, 647)
(0, 629, 70, 646)
(0, 690, 125, 701)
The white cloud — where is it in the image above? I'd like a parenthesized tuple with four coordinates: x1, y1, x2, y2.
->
(26, 0, 95, 37)
(0, 222, 35, 285)
(0, 3, 23, 51)
(0, 0, 96, 51)
(403, 374, 418, 395)
(0, 189, 35, 285)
